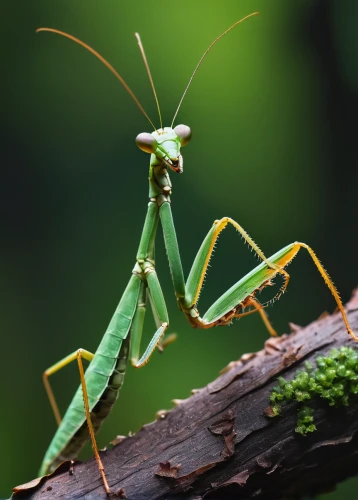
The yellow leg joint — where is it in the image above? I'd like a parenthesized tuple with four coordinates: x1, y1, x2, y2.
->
(43, 348, 95, 426)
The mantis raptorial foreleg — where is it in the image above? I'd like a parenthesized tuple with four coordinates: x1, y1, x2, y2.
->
(159, 202, 186, 299)
(287, 242, 357, 340)
(159, 203, 279, 334)
(159, 202, 355, 340)
(235, 297, 278, 337)
(182, 214, 287, 310)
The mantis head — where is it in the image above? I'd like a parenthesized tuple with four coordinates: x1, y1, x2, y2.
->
(37, 14, 257, 176)
(136, 125, 191, 174)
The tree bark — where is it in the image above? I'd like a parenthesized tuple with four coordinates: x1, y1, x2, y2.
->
(13, 290, 358, 499)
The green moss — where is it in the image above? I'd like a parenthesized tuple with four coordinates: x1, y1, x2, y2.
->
(295, 406, 316, 435)
(269, 346, 358, 435)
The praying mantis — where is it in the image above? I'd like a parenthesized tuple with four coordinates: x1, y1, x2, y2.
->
(36, 13, 357, 495)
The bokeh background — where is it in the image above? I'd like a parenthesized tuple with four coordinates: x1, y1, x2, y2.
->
(1, 0, 358, 497)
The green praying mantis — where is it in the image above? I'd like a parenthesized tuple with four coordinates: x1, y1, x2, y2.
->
(36, 13, 357, 495)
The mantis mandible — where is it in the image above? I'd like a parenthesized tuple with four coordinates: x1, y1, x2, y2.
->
(36, 13, 357, 495)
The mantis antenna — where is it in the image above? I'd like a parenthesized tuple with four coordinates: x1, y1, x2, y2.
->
(171, 12, 259, 127)
(135, 33, 163, 130)
(35, 28, 157, 131)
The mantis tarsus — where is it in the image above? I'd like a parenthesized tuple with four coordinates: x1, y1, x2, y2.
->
(36, 13, 357, 495)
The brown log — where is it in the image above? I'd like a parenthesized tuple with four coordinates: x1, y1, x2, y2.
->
(13, 289, 358, 499)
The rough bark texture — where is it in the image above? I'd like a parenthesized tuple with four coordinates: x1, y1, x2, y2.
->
(13, 290, 358, 500)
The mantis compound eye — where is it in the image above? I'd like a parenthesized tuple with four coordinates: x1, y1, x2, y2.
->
(135, 132, 158, 153)
(174, 124, 192, 147)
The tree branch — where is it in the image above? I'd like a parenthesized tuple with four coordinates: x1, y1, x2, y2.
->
(13, 289, 358, 499)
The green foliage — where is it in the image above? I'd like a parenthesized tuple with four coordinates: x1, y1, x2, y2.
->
(269, 347, 358, 435)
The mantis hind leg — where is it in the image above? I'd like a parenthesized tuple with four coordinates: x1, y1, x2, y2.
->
(43, 348, 95, 426)
(42, 349, 111, 493)
(76, 350, 111, 495)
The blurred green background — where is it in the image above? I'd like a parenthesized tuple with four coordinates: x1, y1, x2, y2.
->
(1, 0, 358, 497)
